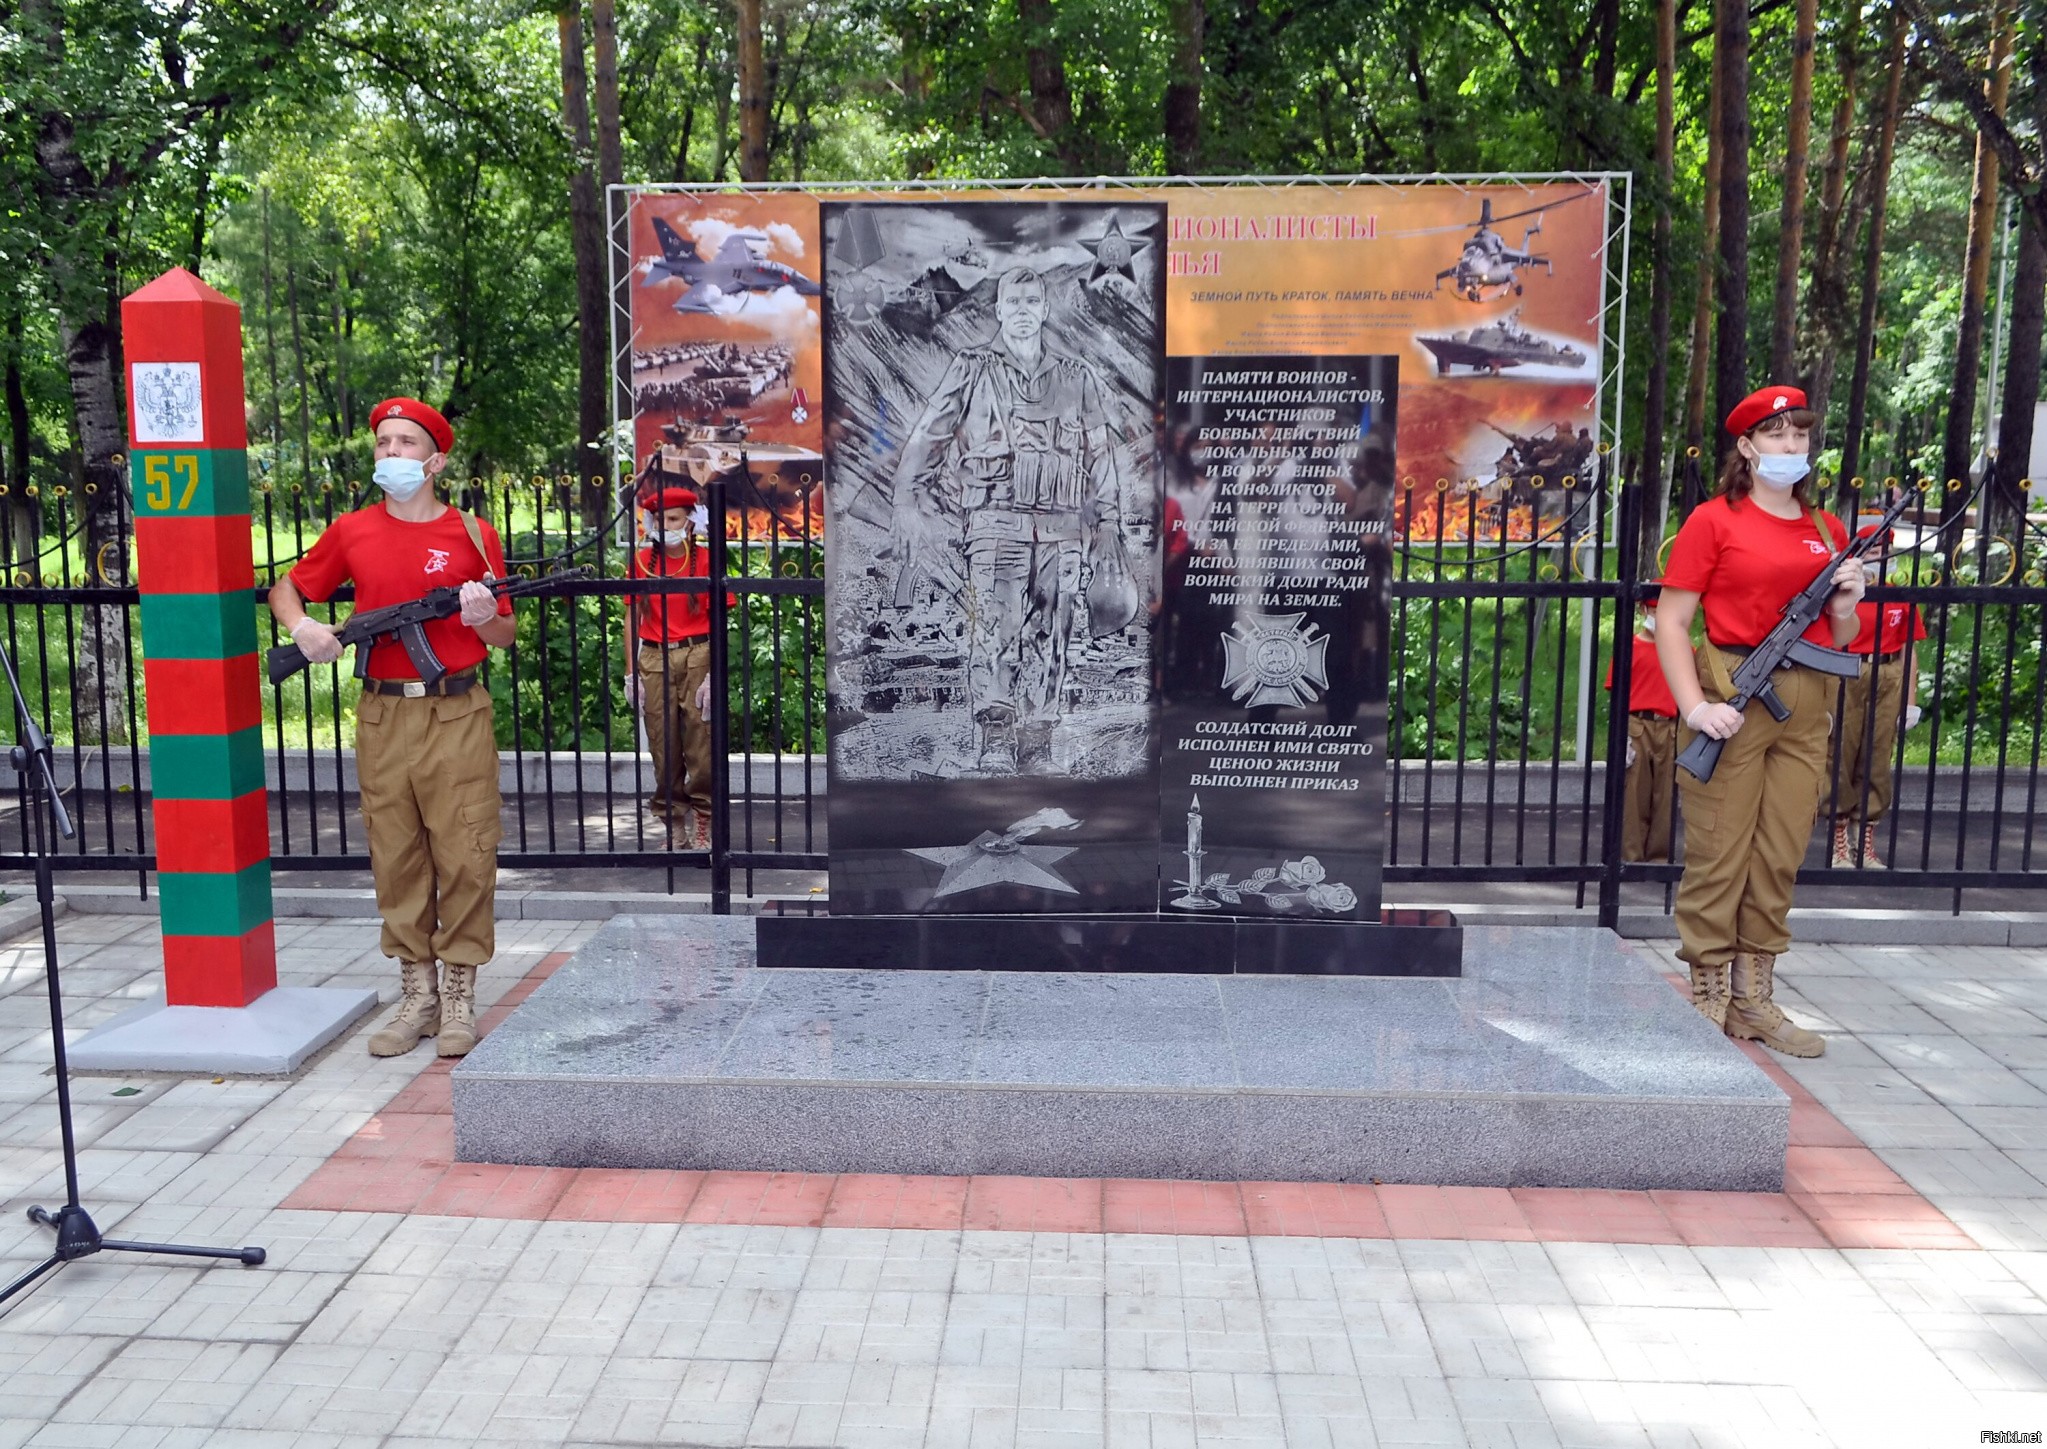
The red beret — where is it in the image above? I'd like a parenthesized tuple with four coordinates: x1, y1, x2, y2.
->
(1856, 522, 1893, 544)
(647, 487, 698, 511)
(1724, 385, 1807, 438)
(369, 397, 453, 454)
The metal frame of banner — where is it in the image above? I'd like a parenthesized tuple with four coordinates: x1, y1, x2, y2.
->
(603, 170, 1636, 769)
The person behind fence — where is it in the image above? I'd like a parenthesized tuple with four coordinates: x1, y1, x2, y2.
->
(1827, 522, 1926, 870)
(624, 487, 713, 846)
(1603, 586, 1678, 864)
(268, 397, 515, 1058)
(1656, 384, 1864, 1059)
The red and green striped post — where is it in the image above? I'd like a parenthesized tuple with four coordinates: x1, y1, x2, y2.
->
(122, 268, 276, 1007)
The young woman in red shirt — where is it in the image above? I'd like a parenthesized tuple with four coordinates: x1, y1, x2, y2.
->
(269, 398, 516, 1058)
(624, 488, 714, 846)
(1655, 385, 1866, 1057)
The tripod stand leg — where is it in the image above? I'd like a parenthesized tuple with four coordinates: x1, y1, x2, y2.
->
(100, 1238, 266, 1266)
(0, 1253, 64, 1308)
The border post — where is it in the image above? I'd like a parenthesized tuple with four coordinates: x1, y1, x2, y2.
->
(122, 269, 276, 1007)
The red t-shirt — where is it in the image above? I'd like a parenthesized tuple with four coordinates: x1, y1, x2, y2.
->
(1604, 635, 1678, 717)
(1661, 495, 1847, 649)
(1850, 599, 1927, 656)
(289, 504, 512, 680)
(633, 546, 711, 641)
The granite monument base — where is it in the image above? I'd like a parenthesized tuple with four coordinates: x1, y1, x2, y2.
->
(452, 917, 1787, 1190)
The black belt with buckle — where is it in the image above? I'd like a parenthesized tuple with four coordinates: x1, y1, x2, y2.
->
(366, 671, 477, 698)
(1872, 648, 1904, 664)
(1630, 710, 1675, 721)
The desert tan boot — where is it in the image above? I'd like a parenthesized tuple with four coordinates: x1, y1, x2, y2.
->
(1687, 960, 1732, 1029)
(368, 960, 440, 1057)
(1726, 951, 1825, 1057)
(438, 965, 479, 1057)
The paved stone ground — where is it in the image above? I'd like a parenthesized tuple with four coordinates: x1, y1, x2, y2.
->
(0, 916, 2044, 1448)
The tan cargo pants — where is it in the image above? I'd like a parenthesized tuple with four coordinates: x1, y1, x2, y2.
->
(639, 638, 712, 816)
(1675, 651, 1832, 968)
(1622, 713, 1677, 864)
(1830, 651, 1908, 825)
(355, 686, 502, 966)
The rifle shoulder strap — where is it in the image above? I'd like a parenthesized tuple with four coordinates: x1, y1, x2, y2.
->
(1806, 501, 1843, 554)
(456, 509, 495, 581)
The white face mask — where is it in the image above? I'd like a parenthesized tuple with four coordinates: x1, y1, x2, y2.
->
(1751, 453, 1810, 490)
(374, 456, 429, 501)
(652, 528, 690, 549)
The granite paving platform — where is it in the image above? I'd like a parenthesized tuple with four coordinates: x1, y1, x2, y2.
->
(451, 916, 1789, 1190)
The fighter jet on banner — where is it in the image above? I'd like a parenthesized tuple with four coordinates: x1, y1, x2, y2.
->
(645, 217, 823, 314)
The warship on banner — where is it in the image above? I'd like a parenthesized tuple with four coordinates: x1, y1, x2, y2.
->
(632, 414, 824, 532)
(1415, 312, 1587, 376)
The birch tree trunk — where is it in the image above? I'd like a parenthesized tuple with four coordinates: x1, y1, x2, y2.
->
(1640, 0, 1677, 556)
(1939, 2, 2013, 513)
(1767, 0, 1819, 382)
(559, 2, 610, 527)
(1710, 0, 1753, 470)
(738, 0, 769, 182)
(1165, 0, 1204, 174)
(1841, 11, 1909, 487)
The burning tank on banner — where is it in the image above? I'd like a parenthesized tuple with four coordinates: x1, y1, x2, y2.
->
(1416, 313, 1587, 376)
(634, 415, 824, 534)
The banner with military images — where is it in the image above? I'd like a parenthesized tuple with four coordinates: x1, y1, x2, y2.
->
(614, 179, 1614, 921)
(1159, 182, 1607, 546)
(818, 199, 1168, 915)
(624, 192, 827, 538)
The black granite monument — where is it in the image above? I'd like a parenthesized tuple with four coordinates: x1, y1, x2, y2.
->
(758, 198, 1457, 974)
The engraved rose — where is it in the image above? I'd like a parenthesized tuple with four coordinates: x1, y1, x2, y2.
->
(1304, 882, 1357, 913)
(1278, 856, 1326, 886)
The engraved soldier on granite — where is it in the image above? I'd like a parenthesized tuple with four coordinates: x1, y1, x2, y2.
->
(887, 266, 1133, 773)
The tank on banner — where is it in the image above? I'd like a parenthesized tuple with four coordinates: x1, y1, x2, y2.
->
(821, 199, 1167, 915)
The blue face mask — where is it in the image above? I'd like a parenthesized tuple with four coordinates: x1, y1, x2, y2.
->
(1752, 453, 1810, 490)
(374, 456, 429, 501)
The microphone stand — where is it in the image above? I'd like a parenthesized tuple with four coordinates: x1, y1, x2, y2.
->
(0, 637, 262, 1311)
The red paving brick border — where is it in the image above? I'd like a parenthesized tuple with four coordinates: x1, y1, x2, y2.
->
(285, 950, 1979, 1250)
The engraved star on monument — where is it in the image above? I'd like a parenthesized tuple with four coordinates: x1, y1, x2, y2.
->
(1079, 217, 1151, 286)
(907, 807, 1083, 899)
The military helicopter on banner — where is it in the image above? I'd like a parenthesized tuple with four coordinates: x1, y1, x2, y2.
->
(644, 217, 822, 314)
(1397, 190, 1596, 304)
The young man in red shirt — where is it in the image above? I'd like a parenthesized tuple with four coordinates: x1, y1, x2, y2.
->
(624, 487, 713, 847)
(1828, 524, 1926, 868)
(1603, 587, 1679, 862)
(267, 397, 515, 1057)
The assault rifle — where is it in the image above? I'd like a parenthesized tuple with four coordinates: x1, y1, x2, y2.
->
(1675, 488, 1915, 783)
(267, 567, 593, 688)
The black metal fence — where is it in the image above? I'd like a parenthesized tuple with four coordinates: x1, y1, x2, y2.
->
(1, 463, 2041, 923)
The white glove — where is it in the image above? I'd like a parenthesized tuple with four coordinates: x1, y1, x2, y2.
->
(1685, 700, 1745, 740)
(1904, 704, 1923, 730)
(695, 677, 712, 714)
(624, 673, 643, 709)
(289, 615, 343, 664)
(458, 580, 498, 628)
(1625, 738, 1637, 768)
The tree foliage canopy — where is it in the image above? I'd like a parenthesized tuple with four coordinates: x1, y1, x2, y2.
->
(0, 0, 2039, 503)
